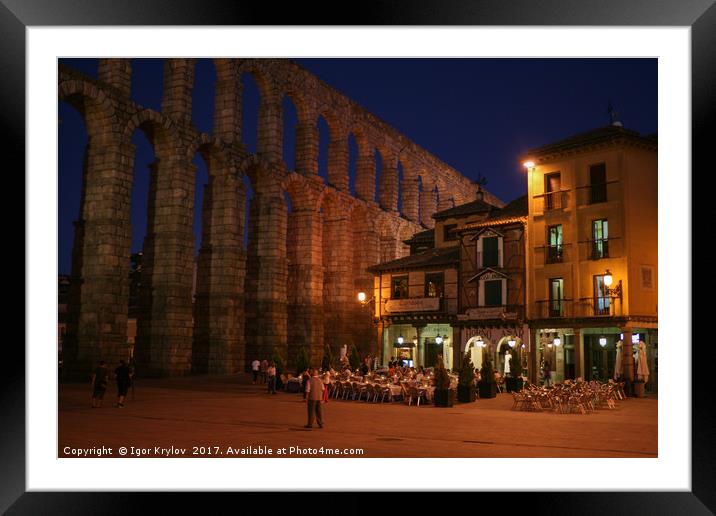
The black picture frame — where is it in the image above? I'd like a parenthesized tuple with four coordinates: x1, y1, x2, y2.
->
(4, 0, 709, 513)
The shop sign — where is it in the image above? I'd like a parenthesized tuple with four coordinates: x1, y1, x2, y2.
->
(464, 307, 518, 319)
(385, 297, 440, 313)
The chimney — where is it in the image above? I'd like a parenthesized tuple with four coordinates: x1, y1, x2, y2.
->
(476, 186, 484, 201)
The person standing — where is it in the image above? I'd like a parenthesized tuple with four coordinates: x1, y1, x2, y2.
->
(251, 358, 260, 384)
(543, 360, 552, 388)
(321, 370, 331, 402)
(267, 362, 277, 394)
(260, 358, 269, 384)
(114, 359, 131, 408)
(91, 360, 109, 408)
(304, 369, 324, 429)
(301, 368, 311, 400)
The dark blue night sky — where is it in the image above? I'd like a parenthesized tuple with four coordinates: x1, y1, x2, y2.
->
(58, 58, 657, 274)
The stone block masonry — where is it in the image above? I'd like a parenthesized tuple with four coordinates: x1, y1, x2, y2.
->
(59, 58, 491, 378)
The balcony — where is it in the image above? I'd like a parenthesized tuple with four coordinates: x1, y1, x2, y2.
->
(534, 190, 570, 214)
(536, 243, 572, 265)
(534, 299, 573, 319)
(575, 180, 621, 206)
(575, 297, 623, 317)
(577, 237, 622, 261)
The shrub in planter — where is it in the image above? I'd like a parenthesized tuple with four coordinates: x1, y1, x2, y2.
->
(321, 344, 333, 372)
(433, 355, 454, 407)
(271, 347, 285, 389)
(457, 351, 477, 403)
(295, 346, 311, 377)
(348, 344, 361, 371)
(478, 357, 497, 399)
(505, 348, 524, 393)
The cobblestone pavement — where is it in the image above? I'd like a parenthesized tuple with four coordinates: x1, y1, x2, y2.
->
(59, 374, 657, 459)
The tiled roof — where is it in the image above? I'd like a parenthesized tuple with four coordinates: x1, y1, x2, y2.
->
(457, 195, 528, 230)
(526, 125, 657, 158)
(367, 246, 459, 273)
(432, 198, 497, 220)
(403, 229, 434, 245)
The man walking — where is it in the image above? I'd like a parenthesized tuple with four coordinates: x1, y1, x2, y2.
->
(267, 362, 277, 394)
(114, 359, 132, 408)
(304, 368, 324, 429)
(91, 360, 109, 408)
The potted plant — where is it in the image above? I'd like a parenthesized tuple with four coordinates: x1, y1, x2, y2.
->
(321, 344, 333, 372)
(432, 355, 455, 407)
(478, 355, 497, 399)
(348, 344, 361, 372)
(295, 346, 310, 377)
(457, 351, 477, 403)
(505, 348, 524, 393)
(271, 347, 285, 390)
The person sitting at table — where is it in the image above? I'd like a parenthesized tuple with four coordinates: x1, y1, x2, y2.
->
(415, 368, 424, 383)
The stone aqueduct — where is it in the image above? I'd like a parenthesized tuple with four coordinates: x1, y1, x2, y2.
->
(59, 58, 501, 378)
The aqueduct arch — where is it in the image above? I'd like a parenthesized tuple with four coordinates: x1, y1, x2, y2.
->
(59, 58, 491, 378)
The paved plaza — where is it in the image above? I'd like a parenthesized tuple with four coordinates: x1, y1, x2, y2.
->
(59, 374, 657, 459)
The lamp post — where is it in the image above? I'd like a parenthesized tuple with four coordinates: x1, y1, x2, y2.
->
(357, 291, 380, 366)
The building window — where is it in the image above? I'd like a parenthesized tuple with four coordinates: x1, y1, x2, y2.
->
(391, 275, 408, 299)
(549, 278, 564, 317)
(484, 279, 503, 307)
(482, 236, 499, 267)
(592, 219, 609, 259)
(443, 224, 457, 241)
(425, 272, 444, 299)
(589, 163, 607, 204)
(547, 225, 563, 263)
(593, 274, 611, 315)
(544, 172, 562, 210)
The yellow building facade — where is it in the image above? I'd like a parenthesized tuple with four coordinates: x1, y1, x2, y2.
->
(523, 126, 658, 392)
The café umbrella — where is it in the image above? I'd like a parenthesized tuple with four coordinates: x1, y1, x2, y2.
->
(613, 340, 623, 380)
(636, 341, 650, 383)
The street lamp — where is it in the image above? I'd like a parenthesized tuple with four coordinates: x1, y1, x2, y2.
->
(603, 269, 623, 299)
(553, 336, 561, 347)
(599, 337, 608, 347)
(508, 337, 516, 348)
(397, 335, 404, 345)
(435, 335, 443, 345)
(523, 160, 535, 169)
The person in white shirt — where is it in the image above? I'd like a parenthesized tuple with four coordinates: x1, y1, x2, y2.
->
(251, 359, 260, 384)
(304, 369, 325, 428)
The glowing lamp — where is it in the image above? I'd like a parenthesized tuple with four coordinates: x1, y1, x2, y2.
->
(599, 337, 607, 347)
(357, 292, 367, 303)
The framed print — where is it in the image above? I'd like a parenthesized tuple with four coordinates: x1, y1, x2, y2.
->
(5, 0, 712, 513)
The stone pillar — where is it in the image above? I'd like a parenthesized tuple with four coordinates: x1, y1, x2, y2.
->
(328, 137, 349, 191)
(193, 166, 246, 375)
(352, 226, 380, 358)
(573, 328, 582, 379)
(420, 179, 438, 228)
(323, 211, 354, 356)
(286, 207, 324, 369)
(98, 58, 132, 97)
(244, 172, 288, 369)
(135, 157, 196, 377)
(401, 174, 420, 223)
(213, 59, 241, 143)
(295, 120, 319, 176)
(161, 58, 196, 126)
(530, 327, 539, 384)
(63, 137, 134, 380)
(380, 156, 399, 212)
(355, 148, 375, 202)
(257, 96, 282, 164)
